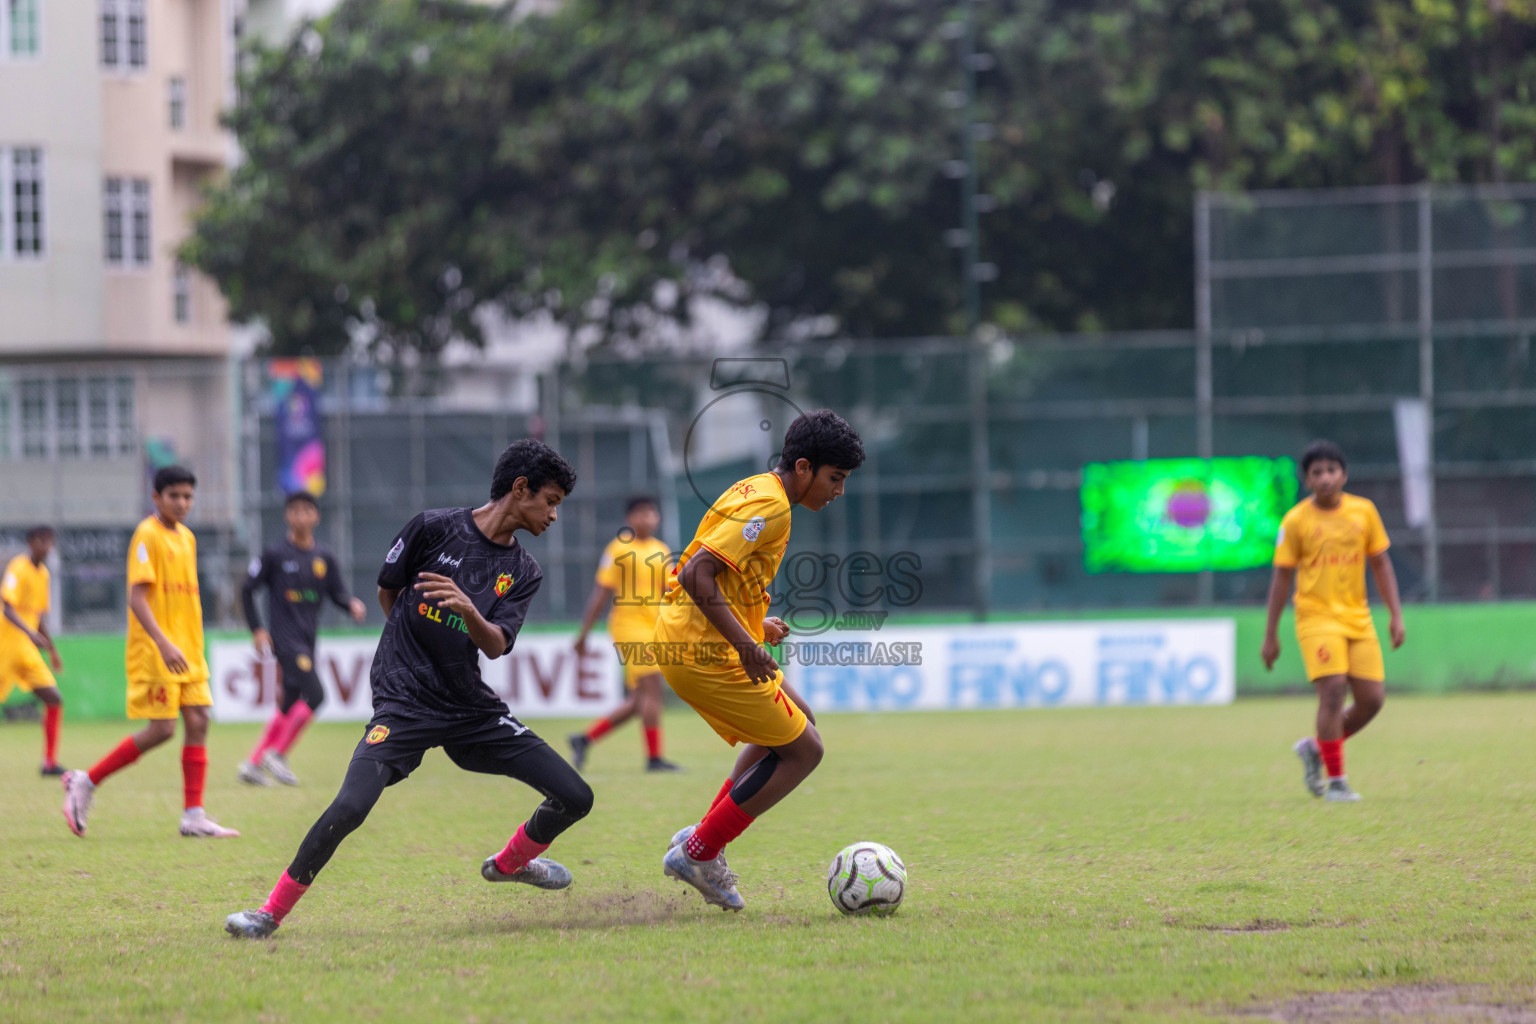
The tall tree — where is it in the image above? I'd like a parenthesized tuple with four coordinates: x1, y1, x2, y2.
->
(186, 0, 1536, 363)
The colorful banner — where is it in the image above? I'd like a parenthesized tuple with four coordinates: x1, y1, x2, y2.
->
(208, 619, 1232, 723)
(209, 630, 623, 723)
(269, 358, 326, 497)
(787, 619, 1235, 713)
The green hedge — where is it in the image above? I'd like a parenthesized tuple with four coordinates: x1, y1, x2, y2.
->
(7, 605, 1535, 720)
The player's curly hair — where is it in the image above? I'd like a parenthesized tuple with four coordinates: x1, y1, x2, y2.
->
(777, 409, 865, 474)
(1300, 439, 1347, 473)
(491, 439, 577, 500)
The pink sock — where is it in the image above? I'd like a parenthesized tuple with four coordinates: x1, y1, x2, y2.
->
(274, 703, 315, 755)
(259, 870, 310, 923)
(250, 708, 288, 762)
(493, 823, 550, 875)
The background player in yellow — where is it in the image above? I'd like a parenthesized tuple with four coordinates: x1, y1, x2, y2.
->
(659, 409, 864, 912)
(61, 466, 240, 838)
(1262, 440, 1405, 803)
(1, 526, 67, 775)
(568, 496, 682, 772)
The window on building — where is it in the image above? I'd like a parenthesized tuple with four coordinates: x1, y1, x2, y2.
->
(168, 76, 185, 130)
(0, 377, 10, 458)
(115, 375, 134, 455)
(104, 176, 149, 267)
(3, 0, 40, 58)
(12, 147, 42, 256)
(101, 0, 145, 70)
(19, 377, 47, 459)
(87, 377, 111, 457)
(130, 178, 149, 263)
(0, 375, 136, 461)
(0, 146, 44, 260)
(103, 178, 123, 263)
(55, 376, 80, 458)
(173, 263, 190, 323)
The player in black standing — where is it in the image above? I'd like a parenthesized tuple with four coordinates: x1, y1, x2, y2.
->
(238, 491, 367, 787)
(225, 440, 594, 939)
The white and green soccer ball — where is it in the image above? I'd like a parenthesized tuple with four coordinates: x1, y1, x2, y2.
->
(826, 841, 906, 916)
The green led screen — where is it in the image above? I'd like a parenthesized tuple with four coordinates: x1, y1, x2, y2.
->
(1080, 457, 1298, 573)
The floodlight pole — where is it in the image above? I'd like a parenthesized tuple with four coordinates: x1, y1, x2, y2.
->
(1417, 185, 1439, 601)
(960, 0, 992, 621)
(1194, 192, 1215, 605)
(961, 1, 981, 337)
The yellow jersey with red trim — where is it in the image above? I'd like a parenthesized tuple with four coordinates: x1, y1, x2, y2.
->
(0, 554, 49, 645)
(658, 472, 791, 645)
(595, 533, 671, 637)
(1273, 493, 1390, 638)
(125, 516, 208, 684)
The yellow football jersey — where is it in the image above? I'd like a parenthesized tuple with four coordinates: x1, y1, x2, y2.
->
(595, 533, 671, 636)
(1, 554, 49, 639)
(125, 516, 208, 684)
(1273, 493, 1390, 638)
(659, 472, 792, 645)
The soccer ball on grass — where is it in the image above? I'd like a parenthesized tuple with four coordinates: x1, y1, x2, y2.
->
(826, 841, 906, 916)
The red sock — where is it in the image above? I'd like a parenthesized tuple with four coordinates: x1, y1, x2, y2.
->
(182, 745, 209, 810)
(586, 718, 614, 742)
(644, 726, 663, 760)
(250, 708, 287, 762)
(1317, 737, 1344, 778)
(685, 796, 754, 862)
(43, 705, 62, 767)
(275, 702, 314, 755)
(88, 736, 142, 786)
(709, 776, 733, 810)
(493, 823, 550, 875)
(260, 870, 310, 924)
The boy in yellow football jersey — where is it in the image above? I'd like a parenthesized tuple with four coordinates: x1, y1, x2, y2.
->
(569, 496, 681, 772)
(62, 466, 239, 838)
(660, 409, 863, 911)
(1262, 440, 1405, 802)
(1, 526, 66, 775)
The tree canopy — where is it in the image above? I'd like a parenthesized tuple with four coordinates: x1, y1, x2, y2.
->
(184, 0, 1536, 361)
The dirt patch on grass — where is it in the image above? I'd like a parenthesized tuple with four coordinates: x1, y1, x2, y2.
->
(1239, 985, 1536, 1022)
(476, 889, 692, 934)
(1199, 918, 1296, 935)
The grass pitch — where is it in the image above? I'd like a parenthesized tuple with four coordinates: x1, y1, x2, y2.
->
(3, 695, 1535, 1022)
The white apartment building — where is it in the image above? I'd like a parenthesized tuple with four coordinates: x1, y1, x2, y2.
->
(0, 0, 240, 626)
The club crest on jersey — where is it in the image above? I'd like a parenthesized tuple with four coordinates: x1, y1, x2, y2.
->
(296, 653, 314, 672)
(313, 557, 327, 578)
(365, 725, 390, 745)
(742, 515, 766, 542)
(495, 573, 513, 596)
(385, 538, 404, 564)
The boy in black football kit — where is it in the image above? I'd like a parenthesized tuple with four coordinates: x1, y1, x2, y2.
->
(238, 491, 367, 787)
(226, 440, 594, 939)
